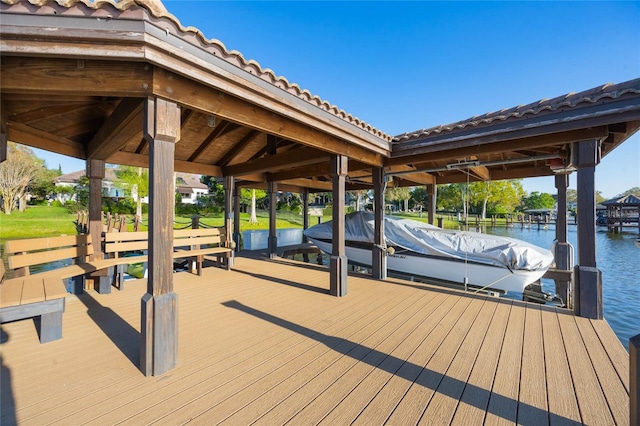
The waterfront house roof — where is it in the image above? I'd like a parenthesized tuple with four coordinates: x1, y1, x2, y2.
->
(2, 0, 640, 191)
(54, 169, 207, 192)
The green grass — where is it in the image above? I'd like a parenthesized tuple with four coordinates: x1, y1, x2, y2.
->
(0, 206, 78, 240)
(0, 206, 319, 240)
(1, 205, 473, 242)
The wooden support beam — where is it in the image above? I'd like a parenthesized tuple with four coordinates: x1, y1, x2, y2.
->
(427, 183, 436, 225)
(387, 127, 609, 166)
(233, 187, 241, 252)
(8, 122, 85, 159)
(87, 98, 144, 160)
(188, 120, 240, 162)
(469, 165, 490, 181)
(223, 146, 329, 176)
(554, 173, 572, 307)
(573, 139, 602, 319)
(0, 100, 7, 163)
(372, 167, 387, 280)
(267, 160, 371, 182)
(330, 155, 348, 297)
(224, 176, 235, 267)
(302, 189, 309, 243)
(107, 151, 223, 177)
(280, 178, 332, 191)
(86, 159, 111, 294)
(1, 57, 153, 97)
(268, 181, 278, 259)
(488, 165, 553, 181)
(152, 68, 385, 166)
(218, 129, 260, 166)
(141, 97, 180, 377)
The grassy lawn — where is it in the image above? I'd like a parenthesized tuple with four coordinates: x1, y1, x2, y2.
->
(0, 206, 321, 240)
(1, 205, 472, 242)
(0, 206, 78, 240)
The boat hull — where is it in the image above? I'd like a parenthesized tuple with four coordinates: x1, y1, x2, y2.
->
(309, 238, 546, 294)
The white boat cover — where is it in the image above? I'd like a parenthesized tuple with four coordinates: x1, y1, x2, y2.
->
(304, 211, 554, 271)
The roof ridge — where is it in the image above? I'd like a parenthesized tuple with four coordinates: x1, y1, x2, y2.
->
(394, 79, 640, 142)
(0, 0, 392, 142)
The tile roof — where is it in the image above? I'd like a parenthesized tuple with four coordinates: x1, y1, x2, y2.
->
(394, 78, 640, 142)
(0, 0, 391, 142)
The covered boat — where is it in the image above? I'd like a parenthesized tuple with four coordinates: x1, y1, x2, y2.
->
(304, 211, 554, 294)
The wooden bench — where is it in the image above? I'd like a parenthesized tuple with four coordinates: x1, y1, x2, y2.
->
(104, 227, 233, 290)
(3, 234, 123, 294)
(0, 261, 68, 343)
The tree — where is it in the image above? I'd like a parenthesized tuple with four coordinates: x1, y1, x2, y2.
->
(240, 188, 267, 224)
(30, 167, 59, 201)
(468, 181, 491, 218)
(385, 186, 411, 211)
(484, 180, 524, 215)
(0, 143, 45, 214)
(410, 186, 427, 211)
(115, 166, 149, 217)
(620, 186, 640, 196)
(436, 184, 463, 212)
(200, 175, 224, 206)
(521, 191, 556, 210)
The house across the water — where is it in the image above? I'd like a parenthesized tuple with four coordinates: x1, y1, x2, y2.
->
(53, 169, 208, 204)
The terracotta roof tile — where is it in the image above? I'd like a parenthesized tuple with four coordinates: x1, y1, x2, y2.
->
(394, 79, 640, 142)
(1, 0, 391, 142)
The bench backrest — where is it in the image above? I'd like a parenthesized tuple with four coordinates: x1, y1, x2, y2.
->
(104, 227, 226, 257)
(4, 234, 94, 275)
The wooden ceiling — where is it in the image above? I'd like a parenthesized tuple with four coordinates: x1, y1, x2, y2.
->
(1, 0, 639, 193)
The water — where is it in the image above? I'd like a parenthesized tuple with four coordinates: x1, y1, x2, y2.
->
(481, 224, 639, 350)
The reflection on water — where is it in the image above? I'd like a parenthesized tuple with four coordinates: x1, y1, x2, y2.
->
(478, 224, 639, 350)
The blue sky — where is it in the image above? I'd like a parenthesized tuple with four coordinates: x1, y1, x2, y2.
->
(37, 1, 640, 198)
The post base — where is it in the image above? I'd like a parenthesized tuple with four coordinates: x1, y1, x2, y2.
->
(330, 255, 348, 297)
(141, 292, 178, 376)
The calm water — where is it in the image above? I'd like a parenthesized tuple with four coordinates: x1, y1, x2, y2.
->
(480, 224, 639, 349)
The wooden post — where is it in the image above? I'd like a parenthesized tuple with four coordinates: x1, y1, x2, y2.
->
(330, 154, 348, 296)
(224, 176, 234, 267)
(83, 159, 107, 293)
(631, 333, 640, 426)
(574, 139, 602, 319)
(302, 189, 310, 242)
(427, 183, 436, 225)
(1, 101, 7, 163)
(233, 187, 241, 252)
(372, 167, 387, 280)
(118, 216, 127, 232)
(268, 181, 278, 259)
(554, 173, 573, 307)
(302, 189, 310, 262)
(141, 97, 180, 376)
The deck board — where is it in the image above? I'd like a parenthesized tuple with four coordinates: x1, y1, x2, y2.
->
(0, 255, 630, 426)
(450, 299, 512, 425)
(485, 294, 525, 425)
(557, 311, 616, 425)
(517, 304, 549, 425)
(540, 307, 582, 424)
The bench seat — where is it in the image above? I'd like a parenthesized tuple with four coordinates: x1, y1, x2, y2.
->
(105, 227, 233, 290)
(0, 267, 68, 343)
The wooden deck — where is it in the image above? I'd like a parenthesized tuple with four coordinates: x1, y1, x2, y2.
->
(0, 255, 629, 425)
